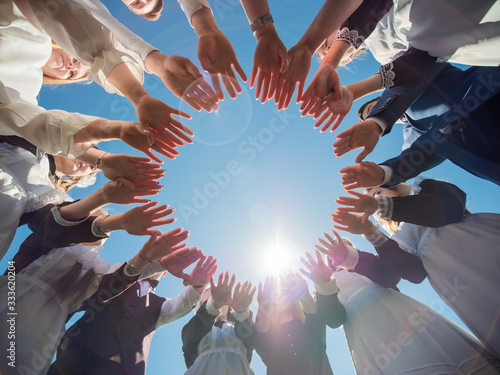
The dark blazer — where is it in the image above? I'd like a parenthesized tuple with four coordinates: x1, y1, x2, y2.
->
(367, 63, 500, 186)
(61, 279, 166, 375)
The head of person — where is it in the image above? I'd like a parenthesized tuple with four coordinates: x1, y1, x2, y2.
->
(122, 0, 163, 21)
(42, 42, 89, 84)
(365, 184, 411, 234)
(358, 97, 380, 121)
(51, 155, 99, 192)
(317, 32, 366, 66)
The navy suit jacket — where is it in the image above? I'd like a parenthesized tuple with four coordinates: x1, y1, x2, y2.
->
(367, 62, 500, 186)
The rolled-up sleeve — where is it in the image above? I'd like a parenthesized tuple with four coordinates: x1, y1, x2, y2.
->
(17, 0, 143, 93)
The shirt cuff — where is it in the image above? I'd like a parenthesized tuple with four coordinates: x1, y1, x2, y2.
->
(206, 297, 222, 317)
(124, 260, 145, 276)
(92, 52, 144, 95)
(232, 308, 251, 322)
(379, 165, 393, 186)
(337, 244, 359, 270)
(375, 195, 393, 219)
(91, 215, 110, 238)
(138, 261, 165, 280)
(363, 228, 389, 247)
(314, 278, 339, 296)
(334, 27, 365, 49)
(177, 0, 211, 27)
(368, 116, 389, 133)
(51, 206, 89, 226)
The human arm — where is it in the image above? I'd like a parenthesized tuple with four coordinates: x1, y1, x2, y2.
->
(300, 251, 346, 328)
(378, 179, 467, 227)
(191, 6, 247, 100)
(182, 255, 218, 291)
(104, 63, 193, 156)
(56, 178, 162, 222)
(13, 0, 144, 93)
(155, 285, 204, 329)
(239, 0, 288, 103)
(144, 51, 219, 112)
(77, 149, 164, 182)
(95, 202, 174, 236)
(254, 276, 277, 333)
(339, 161, 386, 190)
(314, 74, 383, 133)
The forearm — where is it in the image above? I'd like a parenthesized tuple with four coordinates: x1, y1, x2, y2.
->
(348, 73, 383, 100)
(191, 6, 219, 36)
(106, 63, 149, 105)
(144, 50, 169, 76)
(298, 0, 362, 53)
(73, 118, 122, 145)
(57, 188, 108, 221)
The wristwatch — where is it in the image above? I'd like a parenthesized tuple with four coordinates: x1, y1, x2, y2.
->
(250, 13, 274, 34)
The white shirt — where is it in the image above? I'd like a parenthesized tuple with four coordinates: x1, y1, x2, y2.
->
(135, 283, 202, 330)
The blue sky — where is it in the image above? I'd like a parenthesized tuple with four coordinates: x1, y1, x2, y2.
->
(1, 1, 499, 374)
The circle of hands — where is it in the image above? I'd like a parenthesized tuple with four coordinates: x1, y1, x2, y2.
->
(85, 20, 391, 300)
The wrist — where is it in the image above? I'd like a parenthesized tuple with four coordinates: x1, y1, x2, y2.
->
(144, 50, 165, 75)
(254, 23, 276, 41)
(101, 213, 123, 233)
(296, 39, 314, 55)
(250, 12, 274, 37)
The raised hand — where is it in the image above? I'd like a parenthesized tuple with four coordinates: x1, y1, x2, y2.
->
(314, 230, 350, 266)
(299, 250, 333, 284)
(331, 211, 375, 235)
(274, 43, 312, 110)
(133, 94, 193, 146)
(335, 190, 378, 222)
(333, 120, 383, 162)
(231, 281, 256, 313)
(210, 272, 236, 309)
(140, 228, 190, 261)
(102, 178, 161, 205)
(340, 161, 385, 190)
(198, 30, 247, 100)
(257, 276, 278, 307)
(183, 255, 218, 287)
(159, 247, 204, 282)
(99, 154, 164, 181)
(313, 86, 354, 132)
(145, 52, 219, 112)
(118, 202, 176, 236)
(251, 25, 288, 103)
(300, 64, 342, 116)
(116, 121, 176, 163)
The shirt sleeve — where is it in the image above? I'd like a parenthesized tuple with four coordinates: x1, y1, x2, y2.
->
(82, 0, 158, 70)
(17, 0, 143, 93)
(177, 0, 211, 26)
(335, 0, 393, 48)
(155, 286, 201, 329)
(0, 86, 99, 157)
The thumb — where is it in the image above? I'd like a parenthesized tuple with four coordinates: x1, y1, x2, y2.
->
(279, 49, 289, 73)
(361, 211, 370, 224)
(355, 147, 371, 163)
(134, 123, 155, 145)
(331, 81, 342, 101)
(186, 61, 203, 78)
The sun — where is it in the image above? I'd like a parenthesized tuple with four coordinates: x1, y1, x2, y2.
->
(258, 245, 299, 277)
